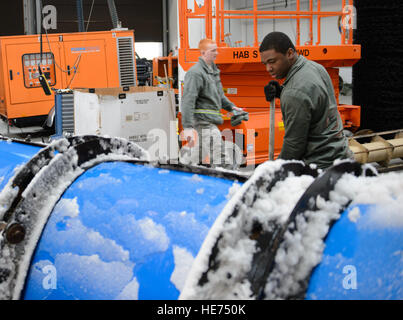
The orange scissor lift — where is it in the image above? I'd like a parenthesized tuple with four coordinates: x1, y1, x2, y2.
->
(177, 0, 360, 166)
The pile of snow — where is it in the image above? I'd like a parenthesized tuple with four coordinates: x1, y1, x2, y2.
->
(180, 160, 315, 299)
(264, 186, 349, 299)
(335, 171, 403, 228)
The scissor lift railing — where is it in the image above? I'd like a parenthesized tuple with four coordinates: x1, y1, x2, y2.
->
(215, 0, 354, 47)
(179, 0, 358, 67)
(180, 0, 355, 46)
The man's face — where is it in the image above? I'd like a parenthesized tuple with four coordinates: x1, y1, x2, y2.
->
(260, 48, 295, 79)
(201, 43, 218, 64)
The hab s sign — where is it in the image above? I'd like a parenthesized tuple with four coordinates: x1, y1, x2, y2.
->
(232, 49, 259, 60)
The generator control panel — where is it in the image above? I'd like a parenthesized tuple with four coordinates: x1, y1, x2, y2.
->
(22, 52, 56, 88)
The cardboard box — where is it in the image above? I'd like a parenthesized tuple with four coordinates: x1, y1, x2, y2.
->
(74, 87, 179, 162)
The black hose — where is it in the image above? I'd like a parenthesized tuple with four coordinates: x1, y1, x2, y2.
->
(76, 0, 85, 32)
(107, 0, 120, 29)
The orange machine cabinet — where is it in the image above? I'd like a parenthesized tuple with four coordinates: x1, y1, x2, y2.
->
(0, 29, 137, 125)
(152, 55, 178, 94)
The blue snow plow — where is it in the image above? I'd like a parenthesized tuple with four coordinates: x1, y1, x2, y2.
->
(0, 135, 402, 300)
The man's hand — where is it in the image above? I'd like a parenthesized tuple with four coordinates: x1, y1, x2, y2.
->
(264, 80, 283, 102)
(181, 128, 197, 148)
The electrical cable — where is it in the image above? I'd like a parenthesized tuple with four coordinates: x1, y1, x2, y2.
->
(39, 0, 95, 128)
(67, 0, 95, 88)
(42, 19, 81, 75)
(66, 0, 95, 88)
(86, 0, 95, 32)
(39, 0, 95, 88)
(66, 55, 82, 89)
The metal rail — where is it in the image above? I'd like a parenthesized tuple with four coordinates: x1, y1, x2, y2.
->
(349, 129, 403, 168)
(179, 0, 354, 50)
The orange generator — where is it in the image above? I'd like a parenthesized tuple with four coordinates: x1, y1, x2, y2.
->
(0, 29, 137, 126)
(177, 0, 361, 166)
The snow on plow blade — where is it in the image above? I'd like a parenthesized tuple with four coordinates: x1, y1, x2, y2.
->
(181, 161, 402, 300)
(0, 137, 43, 192)
(0, 135, 402, 300)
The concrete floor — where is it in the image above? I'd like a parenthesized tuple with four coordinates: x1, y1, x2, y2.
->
(0, 118, 52, 144)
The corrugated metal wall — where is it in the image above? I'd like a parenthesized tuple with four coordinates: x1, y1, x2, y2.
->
(353, 0, 403, 131)
(0, 1, 162, 42)
(0, 2, 24, 35)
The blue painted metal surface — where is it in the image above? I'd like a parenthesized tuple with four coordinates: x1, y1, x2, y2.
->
(0, 140, 41, 190)
(23, 162, 241, 300)
(306, 203, 403, 300)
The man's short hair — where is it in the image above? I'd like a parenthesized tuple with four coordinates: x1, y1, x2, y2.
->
(198, 38, 216, 51)
(259, 32, 296, 54)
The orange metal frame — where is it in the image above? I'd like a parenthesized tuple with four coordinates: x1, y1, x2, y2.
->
(177, 0, 360, 165)
(152, 54, 178, 94)
(178, 0, 358, 68)
(181, 0, 354, 46)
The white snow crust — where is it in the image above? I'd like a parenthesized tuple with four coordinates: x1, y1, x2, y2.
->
(180, 160, 314, 299)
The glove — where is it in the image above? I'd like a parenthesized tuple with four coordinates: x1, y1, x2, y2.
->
(231, 110, 249, 127)
(232, 106, 244, 113)
(264, 80, 283, 102)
